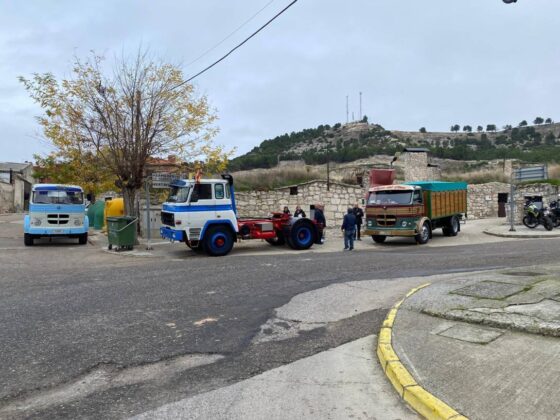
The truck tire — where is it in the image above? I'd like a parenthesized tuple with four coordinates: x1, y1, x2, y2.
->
(372, 235, 386, 243)
(24, 233, 34, 246)
(415, 222, 431, 245)
(204, 225, 234, 257)
(266, 230, 285, 246)
(287, 219, 315, 250)
(78, 233, 88, 245)
(443, 216, 460, 237)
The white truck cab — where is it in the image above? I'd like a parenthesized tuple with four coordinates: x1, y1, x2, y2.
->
(160, 175, 238, 255)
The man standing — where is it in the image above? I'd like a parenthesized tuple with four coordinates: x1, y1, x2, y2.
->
(353, 203, 364, 240)
(313, 204, 326, 244)
(341, 207, 357, 251)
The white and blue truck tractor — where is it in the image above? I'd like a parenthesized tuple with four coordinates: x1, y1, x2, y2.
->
(24, 184, 89, 246)
(160, 174, 324, 257)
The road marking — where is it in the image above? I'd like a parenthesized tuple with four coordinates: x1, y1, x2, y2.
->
(193, 317, 218, 326)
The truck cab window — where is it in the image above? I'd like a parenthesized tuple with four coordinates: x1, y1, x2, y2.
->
(413, 190, 423, 204)
(215, 183, 224, 200)
(191, 184, 212, 202)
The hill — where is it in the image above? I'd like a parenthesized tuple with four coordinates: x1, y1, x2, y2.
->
(228, 120, 560, 171)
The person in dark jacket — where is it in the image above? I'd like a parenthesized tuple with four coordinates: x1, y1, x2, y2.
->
(294, 205, 306, 218)
(341, 207, 357, 250)
(313, 204, 326, 243)
(283, 206, 291, 215)
(353, 203, 364, 240)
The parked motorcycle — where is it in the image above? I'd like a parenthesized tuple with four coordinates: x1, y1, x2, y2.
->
(522, 200, 554, 231)
(547, 200, 560, 228)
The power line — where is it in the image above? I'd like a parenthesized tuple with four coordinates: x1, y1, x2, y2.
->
(176, 0, 298, 88)
(186, 0, 277, 67)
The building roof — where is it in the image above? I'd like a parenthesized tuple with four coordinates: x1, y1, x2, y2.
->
(0, 162, 33, 172)
(403, 147, 430, 153)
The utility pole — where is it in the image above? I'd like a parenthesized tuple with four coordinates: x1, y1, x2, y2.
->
(359, 91, 362, 121)
(346, 95, 349, 124)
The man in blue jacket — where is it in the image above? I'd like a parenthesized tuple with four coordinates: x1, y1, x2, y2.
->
(341, 207, 357, 251)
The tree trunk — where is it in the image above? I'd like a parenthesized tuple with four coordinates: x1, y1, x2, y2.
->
(122, 187, 140, 245)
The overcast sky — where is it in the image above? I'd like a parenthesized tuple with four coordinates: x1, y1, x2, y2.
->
(1, 0, 559, 163)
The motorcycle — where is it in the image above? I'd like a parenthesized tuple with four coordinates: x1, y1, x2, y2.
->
(522, 200, 553, 231)
(547, 200, 560, 228)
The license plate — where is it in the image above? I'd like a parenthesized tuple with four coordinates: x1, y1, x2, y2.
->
(52, 229, 64, 234)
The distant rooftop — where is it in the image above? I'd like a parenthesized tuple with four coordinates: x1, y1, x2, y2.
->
(403, 147, 430, 153)
(0, 162, 33, 172)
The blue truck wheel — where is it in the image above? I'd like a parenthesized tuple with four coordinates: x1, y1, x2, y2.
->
(204, 226, 234, 257)
(288, 220, 315, 250)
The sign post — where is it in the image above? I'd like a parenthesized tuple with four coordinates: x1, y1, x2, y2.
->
(510, 165, 548, 231)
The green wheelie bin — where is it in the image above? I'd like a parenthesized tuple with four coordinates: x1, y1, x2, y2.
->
(107, 216, 137, 251)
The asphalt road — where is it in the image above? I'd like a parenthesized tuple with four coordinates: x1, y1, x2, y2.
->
(1, 215, 559, 419)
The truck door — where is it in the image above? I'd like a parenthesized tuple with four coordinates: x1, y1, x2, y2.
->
(189, 183, 215, 233)
(214, 183, 237, 230)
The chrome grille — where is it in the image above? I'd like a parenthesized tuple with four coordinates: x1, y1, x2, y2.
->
(47, 214, 70, 225)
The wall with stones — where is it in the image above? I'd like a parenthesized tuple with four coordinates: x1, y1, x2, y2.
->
(0, 182, 14, 213)
(235, 180, 364, 228)
(467, 182, 510, 219)
(400, 152, 441, 182)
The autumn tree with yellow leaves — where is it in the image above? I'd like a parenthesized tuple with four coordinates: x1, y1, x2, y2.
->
(20, 49, 230, 216)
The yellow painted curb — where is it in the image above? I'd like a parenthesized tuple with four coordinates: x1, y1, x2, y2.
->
(377, 283, 469, 420)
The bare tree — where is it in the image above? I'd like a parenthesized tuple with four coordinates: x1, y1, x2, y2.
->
(21, 49, 229, 217)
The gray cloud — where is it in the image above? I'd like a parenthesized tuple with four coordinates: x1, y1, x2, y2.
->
(1, 0, 559, 162)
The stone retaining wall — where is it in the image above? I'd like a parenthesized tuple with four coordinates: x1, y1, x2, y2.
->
(236, 180, 364, 226)
(237, 179, 560, 226)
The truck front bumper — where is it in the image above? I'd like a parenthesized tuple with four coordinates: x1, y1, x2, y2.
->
(25, 226, 88, 236)
(160, 226, 185, 242)
(364, 228, 416, 237)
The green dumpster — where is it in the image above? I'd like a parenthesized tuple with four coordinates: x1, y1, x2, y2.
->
(107, 216, 137, 250)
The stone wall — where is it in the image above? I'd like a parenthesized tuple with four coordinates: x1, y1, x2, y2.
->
(0, 182, 14, 213)
(468, 182, 510, 219)
(236, 180, 364, 227)
(399, 152, 441, 182)
(467, 182, 560, 222)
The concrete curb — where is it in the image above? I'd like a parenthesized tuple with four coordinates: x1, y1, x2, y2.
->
(377, 284, 469, 420)
(483, 228, 560, 239)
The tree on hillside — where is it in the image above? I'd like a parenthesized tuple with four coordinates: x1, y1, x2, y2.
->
(419, 127, 427, 133)
(545, 132, 556, 145)
(502, 124, 512, 131)
(519, 120, 528, 127)
(462, 125, 472, 132)
(361, 115, 368, 123)
(545, 118, 553, 124)
(486, 124, 497, 132)
(477, 125, 484, 132)
(534, 117, 544, 125)
(20, 50, 230, 217)
(450, 124, 460, 132)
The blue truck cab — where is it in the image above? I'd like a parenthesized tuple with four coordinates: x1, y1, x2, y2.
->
(24, 184, 89, 246)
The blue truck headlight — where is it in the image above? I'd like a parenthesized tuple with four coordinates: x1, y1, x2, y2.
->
(32, 218, 41, 226)
(401, 220, 408, 227)
(74, 218, 82, 226)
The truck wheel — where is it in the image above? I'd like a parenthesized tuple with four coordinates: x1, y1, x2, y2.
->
(204, 226, 234, 256)
(78, 233, 88, 245)
(372, 235, 386, 243)
(443, 216, 460, 237)
(24, 234, 34, 246)
(266, 230, 285, 246)
(288, 220, 315, 250)
(415, 222, 431, 245)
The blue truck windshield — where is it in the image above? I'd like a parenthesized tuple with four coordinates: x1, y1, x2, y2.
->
(33, 190, 83, 204)
(167, 186, 191, 203)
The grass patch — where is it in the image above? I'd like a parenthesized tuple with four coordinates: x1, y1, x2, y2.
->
(233, 166, 325, 191)
(442, 168, 509, 184)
